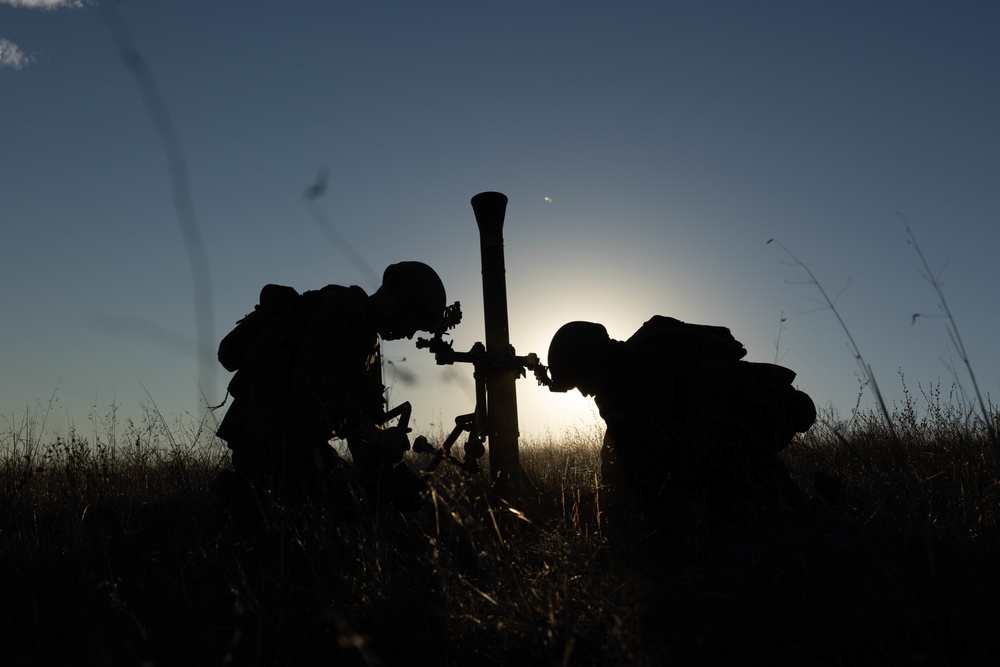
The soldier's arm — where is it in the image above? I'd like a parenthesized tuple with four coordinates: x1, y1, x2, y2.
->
(291, 294, 383, 435)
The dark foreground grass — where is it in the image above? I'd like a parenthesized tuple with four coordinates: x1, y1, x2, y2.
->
(2, 392, 999, 666)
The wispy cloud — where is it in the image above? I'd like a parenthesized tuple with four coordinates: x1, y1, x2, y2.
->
(0, 38, 32, 69)
(1, 0, 85, 69)
(0, 1, 84, 8)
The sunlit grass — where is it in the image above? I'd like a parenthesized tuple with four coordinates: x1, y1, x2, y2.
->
(788, 379, 1000, 538)
(2, 385, 998, 665)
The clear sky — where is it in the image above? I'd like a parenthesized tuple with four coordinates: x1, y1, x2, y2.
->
(3, 1, 998, 445)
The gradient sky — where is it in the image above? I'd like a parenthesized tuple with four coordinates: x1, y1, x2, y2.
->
(3, 1, 998, 445)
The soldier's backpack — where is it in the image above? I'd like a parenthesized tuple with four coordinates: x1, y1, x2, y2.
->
(631, 315, 748, 362)
(218, 284, 300, 372)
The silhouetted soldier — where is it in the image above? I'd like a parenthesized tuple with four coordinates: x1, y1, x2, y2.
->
(215, 261, 447, 512)
(545, 317, 816, 522)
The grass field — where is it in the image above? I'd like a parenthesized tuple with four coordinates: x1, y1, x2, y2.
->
(2, 387, 998, 666)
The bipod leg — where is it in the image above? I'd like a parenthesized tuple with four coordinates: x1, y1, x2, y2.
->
(378, 401, 411, 429)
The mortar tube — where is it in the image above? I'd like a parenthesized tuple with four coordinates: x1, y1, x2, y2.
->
(471, 191, 521, 499)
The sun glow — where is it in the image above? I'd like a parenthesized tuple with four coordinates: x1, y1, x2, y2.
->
(500, 255, 730, 440)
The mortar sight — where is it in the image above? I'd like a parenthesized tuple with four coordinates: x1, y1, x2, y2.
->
(416, 301, 462, 359)
(438, 301, 462, 334)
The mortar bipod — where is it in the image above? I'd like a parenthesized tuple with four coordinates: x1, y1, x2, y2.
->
(411, 339, 487, 473)
(375, 397, 484, 474)
(412, 413, 482, 474)
(377, 400, 412, 430)
(413, 336, 548, 475)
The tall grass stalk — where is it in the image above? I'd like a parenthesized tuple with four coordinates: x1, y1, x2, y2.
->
(768, 238, 904, 459)
(901, 215, 998, 447)
(102, 3, 217, 413)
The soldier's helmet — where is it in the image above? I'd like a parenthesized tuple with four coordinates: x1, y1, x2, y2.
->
(382, 261, 447, 332)
(546, 321, 611, 392)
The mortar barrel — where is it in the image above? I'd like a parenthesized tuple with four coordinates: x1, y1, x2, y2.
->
(471, 191, 520, 498)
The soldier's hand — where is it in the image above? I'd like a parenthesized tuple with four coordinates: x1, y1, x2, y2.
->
(375, 425, 411, 465)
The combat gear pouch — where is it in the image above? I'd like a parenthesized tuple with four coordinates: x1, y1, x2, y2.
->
(218, 284, 300, 372)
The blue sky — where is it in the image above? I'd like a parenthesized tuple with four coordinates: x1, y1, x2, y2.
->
(2, 1, 998, 444)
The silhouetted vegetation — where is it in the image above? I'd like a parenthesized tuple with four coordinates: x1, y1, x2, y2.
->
(2, 386, 998, 666)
